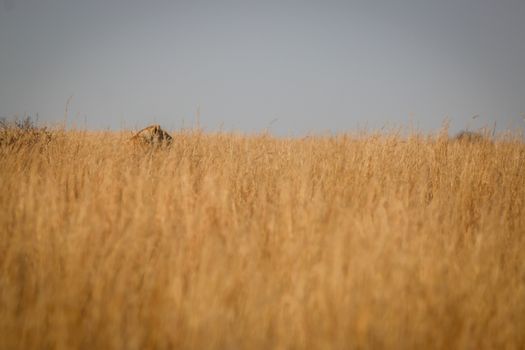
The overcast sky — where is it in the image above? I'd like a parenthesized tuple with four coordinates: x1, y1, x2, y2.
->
(1, 0, 524, 135)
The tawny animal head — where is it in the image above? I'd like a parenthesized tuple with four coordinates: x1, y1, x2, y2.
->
(131, 124, 173, 147)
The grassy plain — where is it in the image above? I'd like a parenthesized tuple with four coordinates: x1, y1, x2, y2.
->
(0, 127, 524, 349)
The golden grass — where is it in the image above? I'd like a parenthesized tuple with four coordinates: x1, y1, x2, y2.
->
(0, 127, 524, 349)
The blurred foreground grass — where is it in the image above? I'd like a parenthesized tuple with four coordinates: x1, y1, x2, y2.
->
(0, 127, 524, 349)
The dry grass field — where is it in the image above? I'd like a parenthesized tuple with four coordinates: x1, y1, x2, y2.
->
(0, 125, 524, 349)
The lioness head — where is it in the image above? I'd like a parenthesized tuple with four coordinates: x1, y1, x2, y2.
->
(130, 124, 173, 147)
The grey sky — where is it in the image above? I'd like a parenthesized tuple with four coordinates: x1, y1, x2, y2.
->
(1, 0, 524, 135)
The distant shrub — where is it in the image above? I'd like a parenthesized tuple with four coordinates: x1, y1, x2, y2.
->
(453, 130, 491, 143)
(0, 116, 54, 150)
